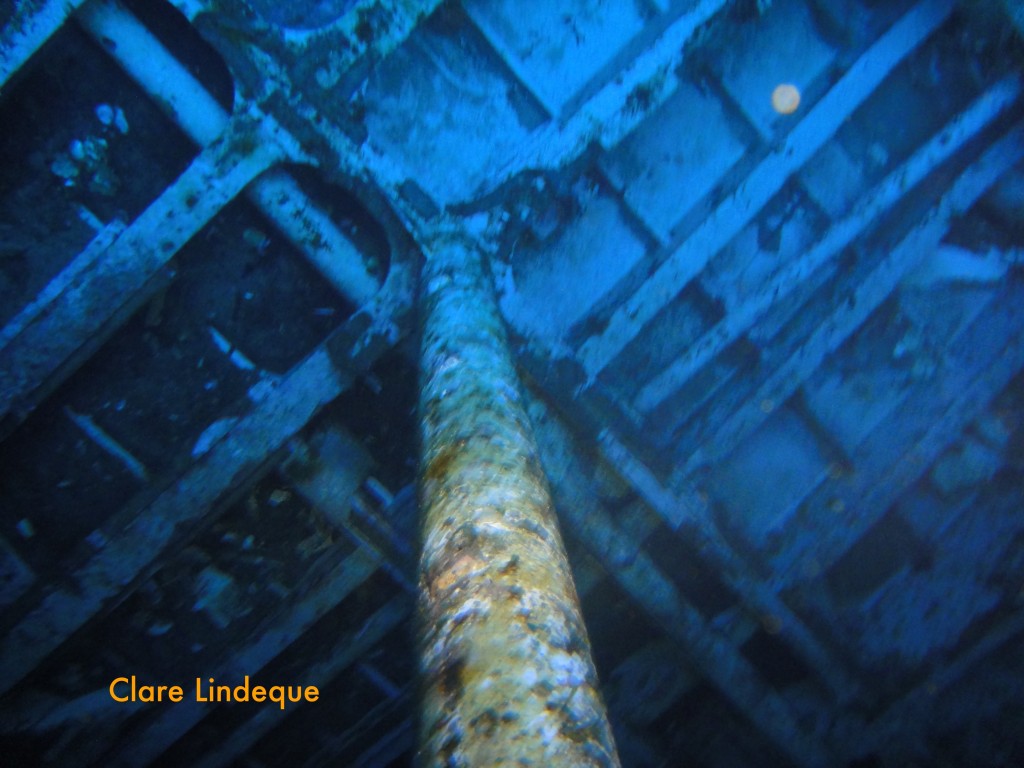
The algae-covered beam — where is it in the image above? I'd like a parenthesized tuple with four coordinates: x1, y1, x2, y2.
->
(416, 230, 619, 767)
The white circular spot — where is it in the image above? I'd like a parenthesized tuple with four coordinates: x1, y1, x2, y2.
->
(771, 83, 801, 115)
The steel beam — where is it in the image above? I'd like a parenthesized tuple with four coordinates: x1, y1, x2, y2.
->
(0, 0, 88, 89)
(0, 297, 406, 697)
(528, 390, 835, 768)
(77, 0, 382, 307)
(598, 427, 861, 704)
(465, 0, 731, 195)
(576, 0, 955, 380)
(774, 278, 1024, 584)
(109, 547, 381, 768)
(681, 122, 1024, 478)
(415, 231, 619, 766)
(0, 132, 279, 428)
(635, 77, 1021, 413)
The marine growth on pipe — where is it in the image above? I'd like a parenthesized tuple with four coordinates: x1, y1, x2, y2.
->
(415, 230, 620, 767)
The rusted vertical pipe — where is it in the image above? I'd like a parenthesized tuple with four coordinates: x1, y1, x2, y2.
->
(416, 231, 620, 767)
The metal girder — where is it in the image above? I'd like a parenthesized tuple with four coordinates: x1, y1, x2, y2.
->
(2, 0, 1023, 765)
(0, 0, 90, 89)
(575, 0, 955, 380)
(0, 307, 399, 696)
(682, 123, 1024, 480)
(0, 130, 279, 429)
(526, 389, 835, 768)
(415, 230, 620, 766)
(635, 78, 1021, 414)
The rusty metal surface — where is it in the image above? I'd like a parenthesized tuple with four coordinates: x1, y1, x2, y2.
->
(416, 230, 618, 766)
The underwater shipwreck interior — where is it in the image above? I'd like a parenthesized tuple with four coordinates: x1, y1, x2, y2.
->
(2, 0, 1024, 765)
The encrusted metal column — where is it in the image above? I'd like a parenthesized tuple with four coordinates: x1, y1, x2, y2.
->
(416, 230, 620, 767)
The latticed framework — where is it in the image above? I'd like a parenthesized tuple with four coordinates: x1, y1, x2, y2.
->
(1, 0, 1022, 765)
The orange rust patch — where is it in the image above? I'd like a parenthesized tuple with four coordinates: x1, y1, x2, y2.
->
(433, 552, 486, 592)
(424, 441, 464, 482)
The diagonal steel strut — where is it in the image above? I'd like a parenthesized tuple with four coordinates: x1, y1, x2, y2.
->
(415, 229, 620, 766)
